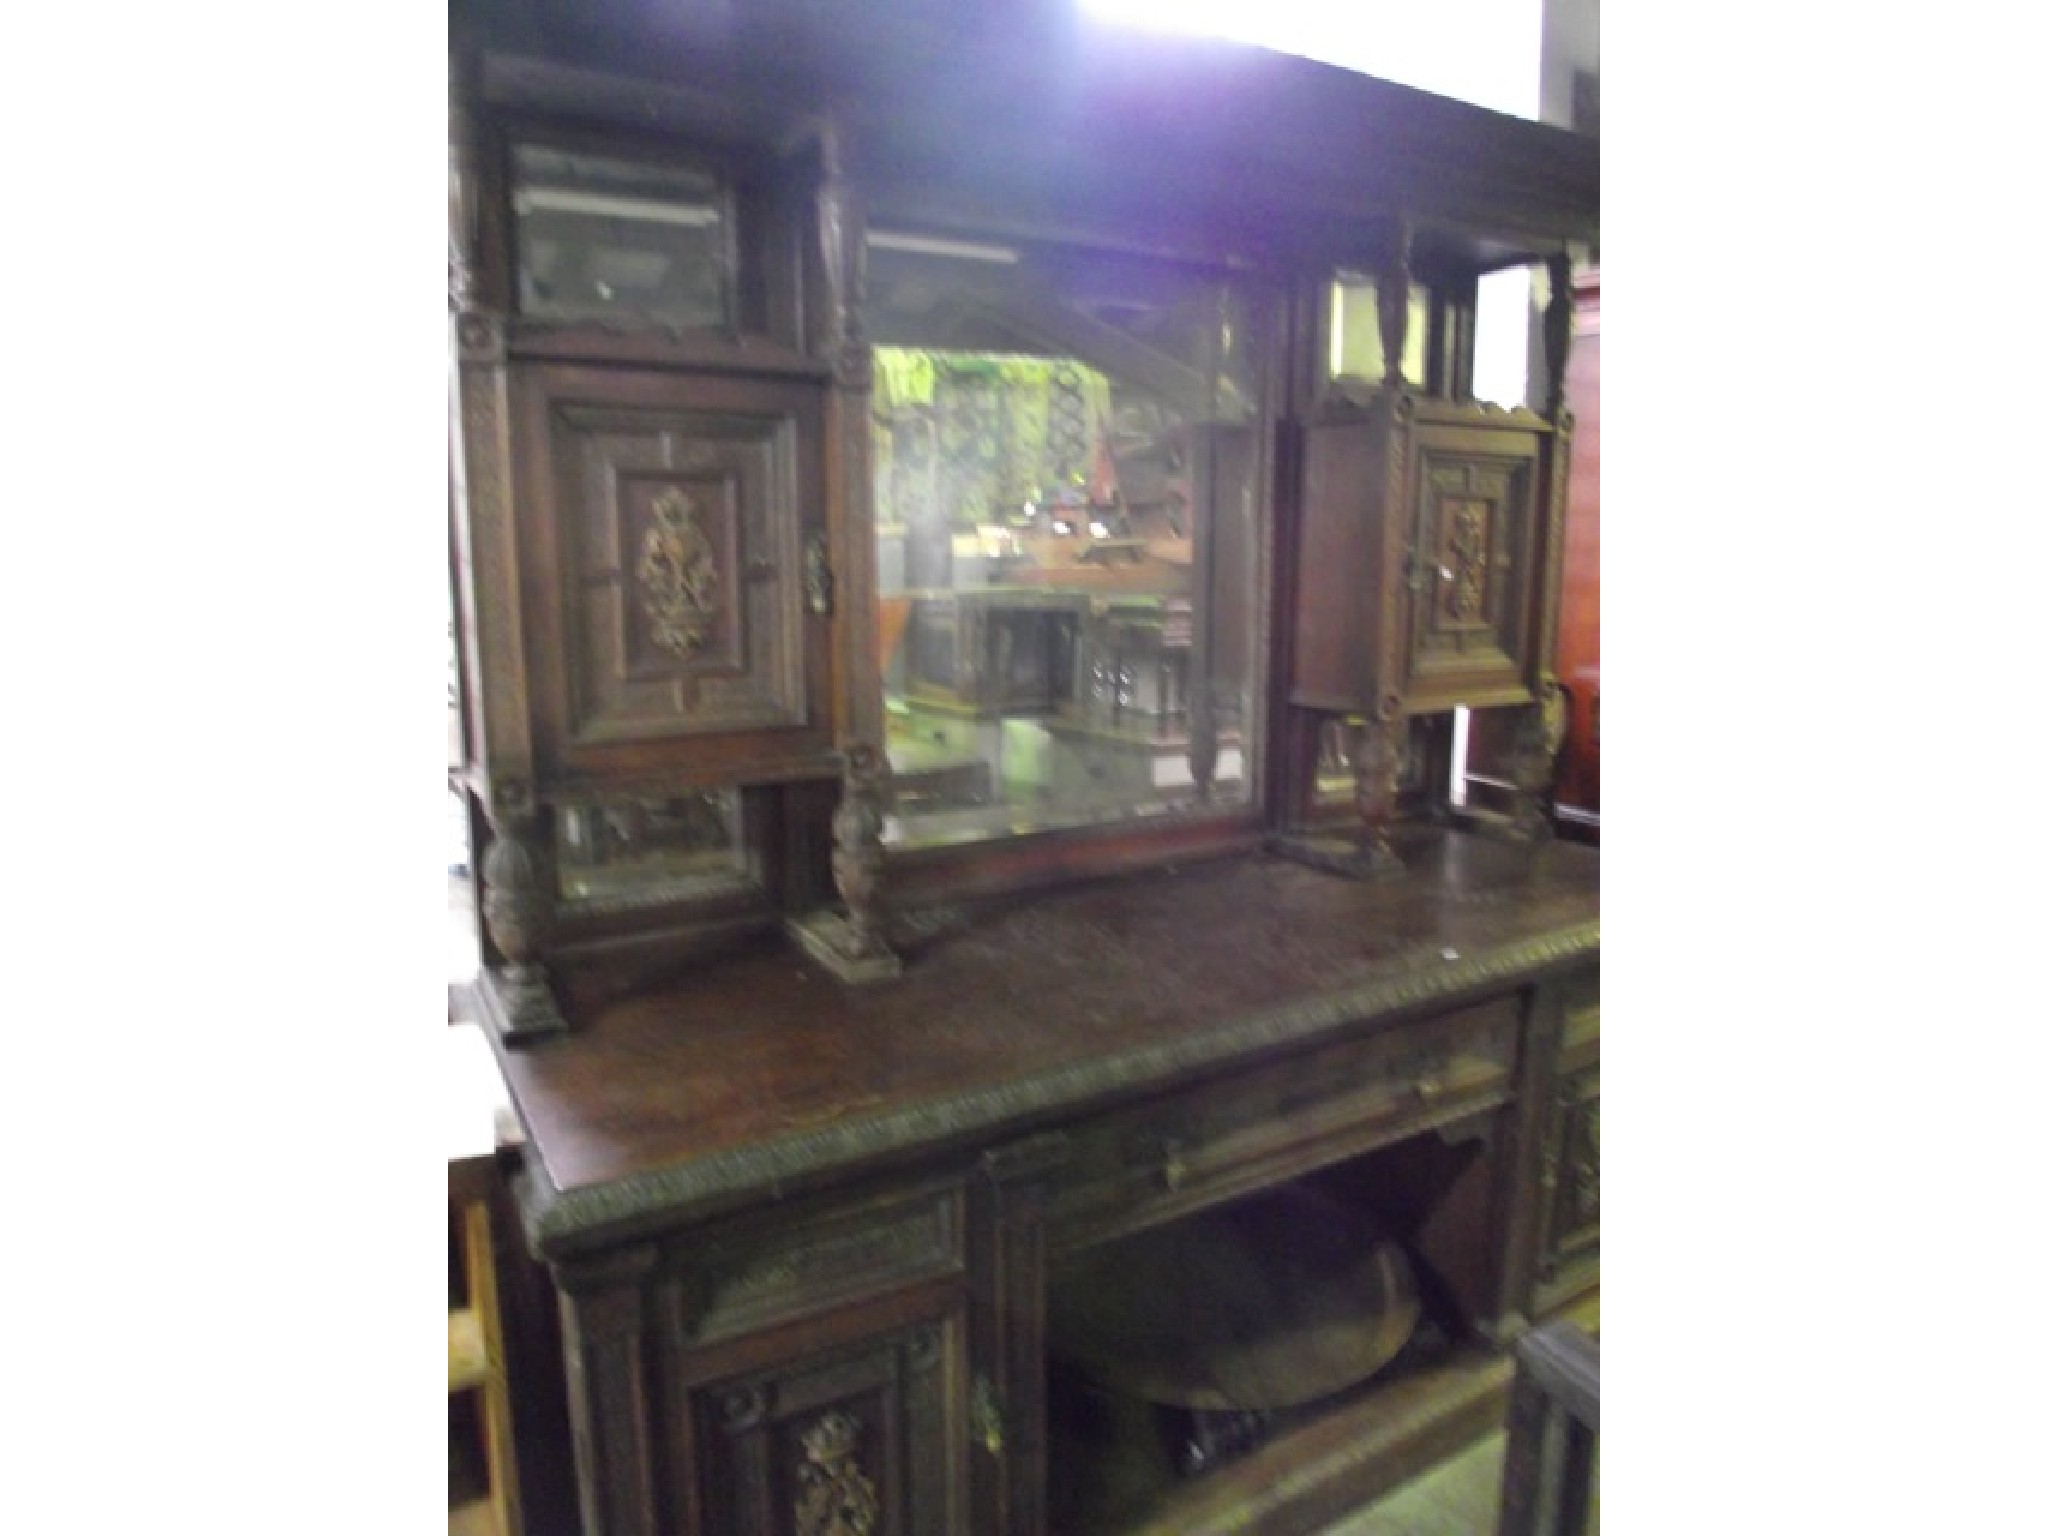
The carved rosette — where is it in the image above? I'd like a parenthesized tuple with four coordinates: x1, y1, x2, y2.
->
(638, 487, 720, 658)
(456, 310, 504, 366)
(831, 743, 893, 960)
(794, 1409, 880, 1536)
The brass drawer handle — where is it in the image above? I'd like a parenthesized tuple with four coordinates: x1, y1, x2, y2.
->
(1411, 1076, 1446, 1107)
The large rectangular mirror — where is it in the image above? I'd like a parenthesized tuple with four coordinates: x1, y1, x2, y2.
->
(865, 233, 1266, 849)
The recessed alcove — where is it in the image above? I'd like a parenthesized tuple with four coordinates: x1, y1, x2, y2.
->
(1045, 1116, 1510, 1534)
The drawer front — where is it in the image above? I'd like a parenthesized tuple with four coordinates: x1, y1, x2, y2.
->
(1047, 993, 1522, 1247)
(662, 1180, 966, 1347)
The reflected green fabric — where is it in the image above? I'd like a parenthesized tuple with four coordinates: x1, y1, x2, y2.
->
(874, 348, 1122, 527)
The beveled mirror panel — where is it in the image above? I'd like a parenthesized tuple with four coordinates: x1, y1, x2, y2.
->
(553, 788, 750, 910)
(866, 233, 1266, 849)
(513, 145, 733, 333)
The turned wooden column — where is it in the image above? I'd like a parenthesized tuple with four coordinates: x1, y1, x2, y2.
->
(788, 116, 903, 982)
(478, 783, 569, 1040)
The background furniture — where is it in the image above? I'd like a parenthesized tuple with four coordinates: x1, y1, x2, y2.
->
(448, 1025, 523, 1536)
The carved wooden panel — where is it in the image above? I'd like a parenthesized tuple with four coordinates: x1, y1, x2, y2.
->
(1534, 1058, 1599, 1312)
(1403, 424, 1544, 711)
(663, 1182, 966, 1347)
(517, 365, 835, 786)
(688, 1314, 967, 1536)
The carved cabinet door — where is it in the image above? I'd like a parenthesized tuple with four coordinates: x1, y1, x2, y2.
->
(513, 363, 838, 791)
(1531, 1052, 1599, 1316)
(684, 1306, 972, 1536)
(1399, 419, 1550, 714)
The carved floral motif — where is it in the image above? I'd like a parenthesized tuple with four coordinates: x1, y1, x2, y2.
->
(1446, 501, 1489, 619)
(638, 487, 720, 658)
(794, 1410, 880, 1536)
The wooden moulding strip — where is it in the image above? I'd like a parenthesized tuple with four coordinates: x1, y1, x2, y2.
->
(518, 920, 1599, 1255)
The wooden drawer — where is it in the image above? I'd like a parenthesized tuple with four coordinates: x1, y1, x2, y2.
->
(659, 1180, 966, 1347)
(1048, 993, 1522, 1250)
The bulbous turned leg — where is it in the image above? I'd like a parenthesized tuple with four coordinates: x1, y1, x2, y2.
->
(790, 743, 904, 982)
(478, 790, 568, 1042)
(1507, 677, 1568, 841)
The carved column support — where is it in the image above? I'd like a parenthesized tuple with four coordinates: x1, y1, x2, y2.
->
(815, 117, 873, 392)
(1507, 675, 1568, 841)
(832, 743, 899, 964)
(1352, 695, 1409, 872)
(1542, 250, 1576, 423)
(1377, 218, 1414, 390)
(789, 743, 904, 982)
(478, 783, 568, 1041)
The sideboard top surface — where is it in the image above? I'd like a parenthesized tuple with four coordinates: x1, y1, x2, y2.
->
(492, 832, 1598, 1253)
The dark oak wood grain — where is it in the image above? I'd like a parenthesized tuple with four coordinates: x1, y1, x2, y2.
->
(449, 6, 1598, 1531)
(497, 835, 1596, 1240)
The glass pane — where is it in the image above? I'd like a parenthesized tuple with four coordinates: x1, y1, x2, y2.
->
(554, 789, 747, 907)
(1329, 273, 1430, 386)
(513, 145, 730, 332)
(868, 235, 1263, 850)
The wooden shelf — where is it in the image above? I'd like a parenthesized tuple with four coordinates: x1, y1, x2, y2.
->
(1077, 1343, 1516, 1536)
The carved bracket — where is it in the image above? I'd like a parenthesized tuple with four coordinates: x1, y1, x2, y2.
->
(788, 742, 904, 981)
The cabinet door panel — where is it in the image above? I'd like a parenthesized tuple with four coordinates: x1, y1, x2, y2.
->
(689, 1312, 967, 1536)
(519, 365, 834, 785)
(1403, 424, 1544, 711)
(1534, 1058, 1599, 1313)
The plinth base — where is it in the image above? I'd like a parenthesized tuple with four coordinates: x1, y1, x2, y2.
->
(477, 964, 569, 1045)
(788, 910, 904, 983)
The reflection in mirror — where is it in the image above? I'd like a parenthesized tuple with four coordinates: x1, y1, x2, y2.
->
(513, 145, 731, 332)
(553, 789, 748, 908)
(867, 235, 1264, 849)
